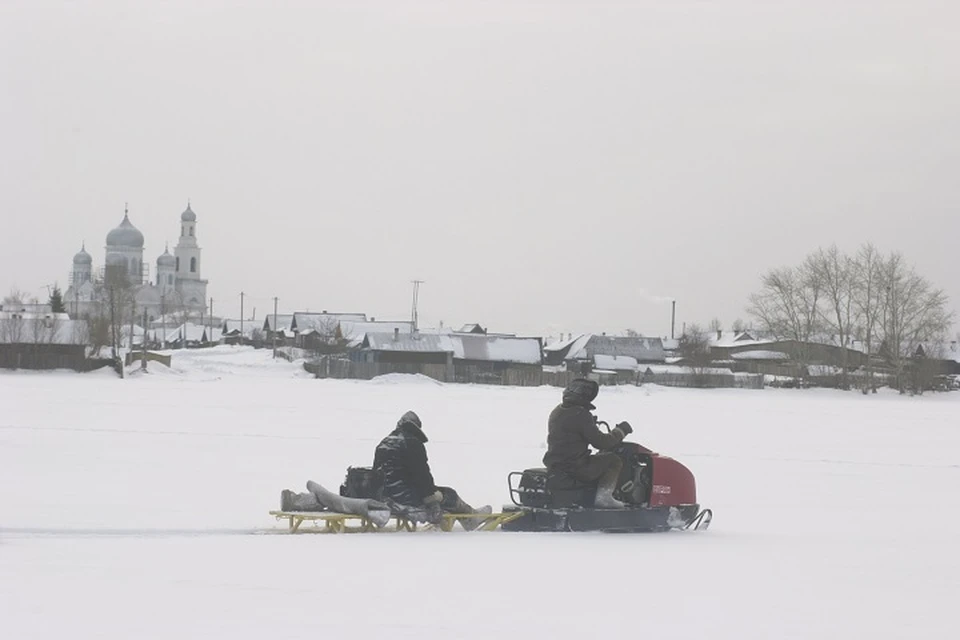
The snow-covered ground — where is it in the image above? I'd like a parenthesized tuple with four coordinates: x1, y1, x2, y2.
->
(1, 346, 958, 639)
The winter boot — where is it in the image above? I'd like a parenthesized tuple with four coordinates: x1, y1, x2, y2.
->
(593, 465, 626, 509)
(593, 486, 626, 509)
(453, 498, 493, 531)
(281, 489, 323, 512)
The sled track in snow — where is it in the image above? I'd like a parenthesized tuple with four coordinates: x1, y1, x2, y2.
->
(0, 527, 281, 538)
(0, 423, 380, 444)
(674, 452, 960, 470)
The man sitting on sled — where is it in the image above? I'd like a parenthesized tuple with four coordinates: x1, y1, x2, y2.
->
(374, 410, 492, 530)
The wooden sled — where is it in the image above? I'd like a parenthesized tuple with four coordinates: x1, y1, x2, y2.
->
(269, 510, 524, 534)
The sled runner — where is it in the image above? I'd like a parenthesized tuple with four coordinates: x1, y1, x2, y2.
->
(269, 509, 524, 534)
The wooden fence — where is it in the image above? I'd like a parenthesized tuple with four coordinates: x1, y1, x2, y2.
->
(639, 372, 764, 389)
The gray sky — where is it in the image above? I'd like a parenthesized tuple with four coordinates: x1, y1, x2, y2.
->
(2, 1, 957, 337)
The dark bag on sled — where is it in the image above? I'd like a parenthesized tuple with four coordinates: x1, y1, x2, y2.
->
(339, 466, 384, 500)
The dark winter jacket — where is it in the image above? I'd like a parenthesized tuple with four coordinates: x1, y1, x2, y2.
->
(373, 411, 438, 507)
(542, 379, 626, 472)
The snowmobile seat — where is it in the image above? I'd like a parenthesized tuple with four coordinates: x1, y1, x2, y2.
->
(509, 468, 595, 509)
(545, 470, 596, 508)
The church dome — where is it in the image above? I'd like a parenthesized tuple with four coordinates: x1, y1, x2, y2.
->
(181, 202, 197, 222)
(106, 212, 144, 248)
(73, 245, 92, 265)
(157, 247, 176, 268)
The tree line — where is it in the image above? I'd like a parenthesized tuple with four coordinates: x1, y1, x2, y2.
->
(746, 244, 953, 389)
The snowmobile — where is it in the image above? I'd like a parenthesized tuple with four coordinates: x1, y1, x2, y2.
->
(502, 423, 712, 533)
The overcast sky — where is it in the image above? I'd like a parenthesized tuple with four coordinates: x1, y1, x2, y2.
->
(2, 1, 957, 337)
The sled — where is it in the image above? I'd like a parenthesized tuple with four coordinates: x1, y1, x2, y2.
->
(269, 509, 524, 534)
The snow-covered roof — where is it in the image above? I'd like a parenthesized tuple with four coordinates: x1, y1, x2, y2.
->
(173, 323, 211, 343)
(730, 350, 791, 361)
(708, 331, 764, 348)
(543, 333, 581, 353)
(340, 320, 413, 339)
(221, 320, 257, 337)
(363, 332, 452, 353)
(641, 364, 736, 375)
(148, 324, 221, 343)
(453, 334, 541, 364)
(593, 354, 639, 371)
(0, 318, 88, 345)
(458, 323, 486, 334)
(292, 312, 367, 333)
(263, 314, 294, 333)
(548, 333, 664, 362)
(362, 332, 542, 364)
(0, 303, 54, 315)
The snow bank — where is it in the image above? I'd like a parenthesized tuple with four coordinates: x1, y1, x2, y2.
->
(369, 372, 444, 386)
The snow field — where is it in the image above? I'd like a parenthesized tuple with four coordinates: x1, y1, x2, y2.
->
(1, 346, 958, 639)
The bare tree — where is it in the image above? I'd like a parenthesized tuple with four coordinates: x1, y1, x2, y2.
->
(708, 317, 723, 334)
(731, 318, 746, 333)
(3, 287, 37, 308)
(30, 314, 61, 345)
(96, 265, 138, 359)
(678, 323, 713, 384)
(850, 243, 885, 393)
(84, 313, 111, 356)
(0, 312, 26, 344)
(749, 244, 954, 393)
(748, 263, 823, 377)
(807, 246, 858, 388)
(306, 317, 351, 356)
(881, 252, 953, 392)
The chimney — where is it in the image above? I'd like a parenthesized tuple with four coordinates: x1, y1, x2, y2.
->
(393, 327, 399, 342)
(671, 300, 676, 340)
(717, 329, 722, 341)
(322, 309, 327, 314)
(370, 316, 375, 321)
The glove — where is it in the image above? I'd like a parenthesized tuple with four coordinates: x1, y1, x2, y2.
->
(615, 421, 633, 437)
(423, 490, 444, 525)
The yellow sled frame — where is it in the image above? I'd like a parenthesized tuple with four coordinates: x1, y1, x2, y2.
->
(269, 510, 523, 534)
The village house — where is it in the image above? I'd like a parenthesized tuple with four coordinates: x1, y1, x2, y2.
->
(323, 329, 544, 385)
(0, 311, 89, 370)
(544, 333, 665, 376)
(290, 312, 367, 350)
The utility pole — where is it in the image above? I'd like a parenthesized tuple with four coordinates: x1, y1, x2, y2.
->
(141, 308, 148, 370)
(109, 286, 117, 360)
(240, 291, 245, 346)
(273, 296, 279, 358)
(410, 280, 424, 334)
(129, 301, 136, 352)
(160, 293, 166, 349)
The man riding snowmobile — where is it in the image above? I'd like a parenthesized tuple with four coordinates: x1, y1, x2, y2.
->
(374, 410, 492, 530)
(542, 378, 633, 509)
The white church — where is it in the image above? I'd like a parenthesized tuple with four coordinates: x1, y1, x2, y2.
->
(64, 203, 209, 322)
